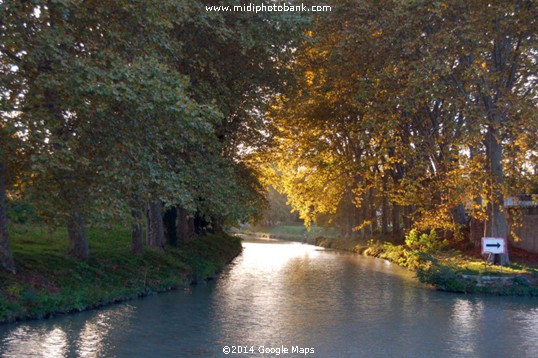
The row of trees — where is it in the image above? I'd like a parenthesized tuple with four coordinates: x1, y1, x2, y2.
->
(1, 1, 306, 273)
(259, 0, 537, 264)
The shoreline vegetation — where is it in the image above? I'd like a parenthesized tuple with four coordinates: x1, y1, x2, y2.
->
(241, 226, 538, 296)
(0, 225, 242, 324)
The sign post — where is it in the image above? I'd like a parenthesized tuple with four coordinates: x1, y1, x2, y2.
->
(481, 237, 507, 271)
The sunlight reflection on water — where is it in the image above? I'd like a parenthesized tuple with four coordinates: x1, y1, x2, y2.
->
(3, 326, 68, 357)
(0, 305, 133, 358)
(1, 238, 537, 357)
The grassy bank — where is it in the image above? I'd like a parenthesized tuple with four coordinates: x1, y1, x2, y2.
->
(0, 225, 242, 323)
(241, 224, 338, 243)
(315, 236, 538, 296)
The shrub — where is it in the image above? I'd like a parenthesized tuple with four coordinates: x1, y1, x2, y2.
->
(416, 254, 475, 293)
(405, 229, 449, 253)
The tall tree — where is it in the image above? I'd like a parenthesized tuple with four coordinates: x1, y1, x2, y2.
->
(1, 0, 208, 257)
(1, 0, 306, 263)
(262, 0, 537, 258)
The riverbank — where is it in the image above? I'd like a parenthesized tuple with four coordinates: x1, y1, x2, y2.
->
(236, 225, 336, 243)
(315, 236, 538, 295)
(243, 227, 538, 296)
(0, 225, 242, 323)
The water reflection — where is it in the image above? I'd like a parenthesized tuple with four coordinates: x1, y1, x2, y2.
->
(212, 241, 324, 347)
(2, 326, 68, 357)
(449, 299, 484, 355)
(76, 311, 114, 357)
(0, 305, 133, 357)
(1, 238, 537, 357)
(511, 307, 538, 356)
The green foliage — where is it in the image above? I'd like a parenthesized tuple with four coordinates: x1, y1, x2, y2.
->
(245, 224, 339, 243)
(260, 0, 537, 248)
(361, 241, 424, 271)
(257, 186, 301, 226)
(1, 0, 305, 266)
(416, 256, 474, 293)
(405, 229, 449, 253)
(7, 201, 38, 225)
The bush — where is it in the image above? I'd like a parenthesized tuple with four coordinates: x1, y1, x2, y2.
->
(405, 229, 449, 253)
(363, 242, 385, 257)
(416, 254, 475, 293)
(360, 241, 424, 270)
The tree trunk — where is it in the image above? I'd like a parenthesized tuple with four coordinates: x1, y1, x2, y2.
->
(452, 204, 467, 240)
(469, 145, 484, 248)
(470, 217, 484, 248)
(163, 207, 178, 247)
(453, 204, 467, 226)
(212, 217, 223, 233)
(131, 206, 144, 256)
(176, 206, 193, 243)
(0, 159, 16, 274)
(485, 123, 509, 265)
(361, 200, 370, 237)
(392, 204, 401, 237)
(188, 216, 195, 240)
(146, 200, 165, 251)
(381, 178, 389, 235)
(403, 206, 412, 232)
(352, 203, 362, 239)
(67, 211, 89, 260)
(368, 188, 377, 234)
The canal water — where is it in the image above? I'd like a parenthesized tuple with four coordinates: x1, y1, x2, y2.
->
(1, 238, 537, 357)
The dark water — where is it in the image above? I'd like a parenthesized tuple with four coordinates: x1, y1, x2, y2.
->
(1, 238, 537, 357)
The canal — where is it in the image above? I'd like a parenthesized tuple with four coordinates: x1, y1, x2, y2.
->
(1, 238, 537, 357)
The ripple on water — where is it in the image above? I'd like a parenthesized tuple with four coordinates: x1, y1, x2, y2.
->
(1, 239, 537, 358)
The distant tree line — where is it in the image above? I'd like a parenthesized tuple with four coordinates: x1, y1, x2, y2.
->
(256, 186, 301, 227)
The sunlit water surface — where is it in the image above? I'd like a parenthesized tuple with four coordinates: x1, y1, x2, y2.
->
(1, 238, 537, 357)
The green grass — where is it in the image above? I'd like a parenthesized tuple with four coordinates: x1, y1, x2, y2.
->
(243, 224, 338, 243)
(0, 225, 242, 323)
(438, 252, 538, 276)
(312, 236, 538, 296)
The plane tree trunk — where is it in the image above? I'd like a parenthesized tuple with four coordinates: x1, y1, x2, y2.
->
(146, 200, 165, 251)
(484, 122, 509, 265)
(67, 211, 89, 260)
(0, 158, 16, 274)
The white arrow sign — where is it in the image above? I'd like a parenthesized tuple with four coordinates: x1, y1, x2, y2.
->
(481, 237, 507, 255)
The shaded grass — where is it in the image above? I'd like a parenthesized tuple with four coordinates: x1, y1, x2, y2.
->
(1, 225, 242, 323)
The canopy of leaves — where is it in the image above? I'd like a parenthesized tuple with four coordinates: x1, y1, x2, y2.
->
(260, 0, 537, 239)
(1, 0, 306, 230)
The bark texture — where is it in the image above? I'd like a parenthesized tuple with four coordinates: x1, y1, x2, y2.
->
(146, 200, 165, 251)
(0, 159, 16, 273)
(485, 123, 509, 265)
(176, 207, 194, 243)
(131, 206, 144, 256)
(67, 211, 89, 260)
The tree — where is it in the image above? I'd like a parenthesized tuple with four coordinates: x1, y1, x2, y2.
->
(261, 0, 537, 259)
(1, 0, 208, 258)
(1, 0, 306, 264)
(407, 0, 537, 263)
(167, 0, 308, 233)
(257, 186, 299, 227)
